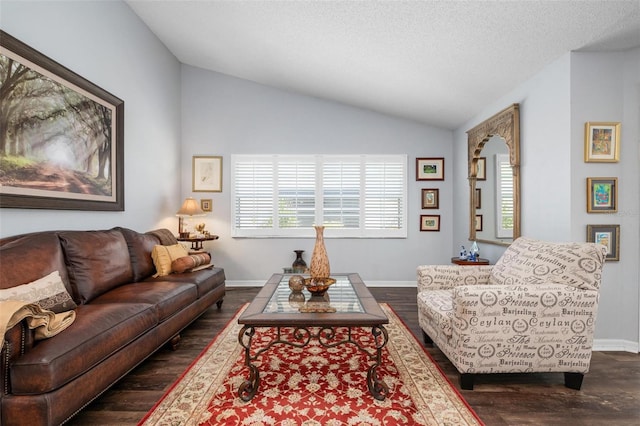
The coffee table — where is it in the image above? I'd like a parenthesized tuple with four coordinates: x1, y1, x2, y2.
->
(237, 273, 389, 402)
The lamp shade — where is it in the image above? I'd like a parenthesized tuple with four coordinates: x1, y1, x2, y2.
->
(176, 197, 205, 217)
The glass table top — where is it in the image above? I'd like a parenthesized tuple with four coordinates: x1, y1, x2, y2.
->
(264, 274, 364, 314)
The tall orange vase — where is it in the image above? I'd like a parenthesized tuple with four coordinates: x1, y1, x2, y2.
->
(310, 225, 330, 280)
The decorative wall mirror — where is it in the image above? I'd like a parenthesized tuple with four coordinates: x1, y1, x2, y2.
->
(467, 104, 520, 246)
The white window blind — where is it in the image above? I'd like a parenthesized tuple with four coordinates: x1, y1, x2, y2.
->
(495, 153, 514, 238)
(231, 154, 407, 238)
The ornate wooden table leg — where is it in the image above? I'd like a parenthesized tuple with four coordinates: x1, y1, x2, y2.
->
(237, 325, 260, 401)
(366, 325, 389, 401)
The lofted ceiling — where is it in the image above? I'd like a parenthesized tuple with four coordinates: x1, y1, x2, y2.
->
(126, 0, 640, 130)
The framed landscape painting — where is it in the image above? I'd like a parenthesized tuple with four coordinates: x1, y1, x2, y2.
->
(416, 158, 444, 181)
(0, 31, 124, 210)
(420, 214, 440, 231)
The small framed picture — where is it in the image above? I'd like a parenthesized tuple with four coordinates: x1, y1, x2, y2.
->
(587, 224, 620, 261)
(475, 188, 482, 209)
(475, 214, 483, 231)
(421, 188, 439, 209)
(420, 215, 440, 231)
(587, 177, 617, 213)
(200, 199, 212, 212)
(416, 158, 445, 181)
(584, 122, 620, 162)
(476, 157, 487, 181)
(193, 156, 223, 192)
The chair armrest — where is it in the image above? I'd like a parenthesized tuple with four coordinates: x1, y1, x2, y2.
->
(2, 322, 36, 396)
(417, 265, 493, 292)
(451, 284, 599, 339)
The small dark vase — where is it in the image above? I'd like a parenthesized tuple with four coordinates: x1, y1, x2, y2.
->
(292, 250, 307, 273)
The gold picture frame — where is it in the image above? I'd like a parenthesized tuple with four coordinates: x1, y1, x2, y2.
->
(193, 156, 223, 192)
(200, 199, 212, 212)
(584, 122, 620, 162)
(586, 177, 617, 213)
(587, 224, 620, 261)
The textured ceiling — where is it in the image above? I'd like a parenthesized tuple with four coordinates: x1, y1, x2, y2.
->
(126, 0, 640, 129)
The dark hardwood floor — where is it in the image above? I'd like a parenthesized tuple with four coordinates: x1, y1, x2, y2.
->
(68, 287, 640, 425)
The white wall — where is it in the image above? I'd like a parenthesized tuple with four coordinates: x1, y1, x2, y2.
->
(0, 0, 181, 237)
(570, 49, 640, 350)
(181, 66, 453, 284)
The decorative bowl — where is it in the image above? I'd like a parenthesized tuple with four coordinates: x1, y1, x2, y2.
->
(304, 277, 336, 295)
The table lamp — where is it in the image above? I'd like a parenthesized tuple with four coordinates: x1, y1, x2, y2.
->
(176, 197, 205, 238)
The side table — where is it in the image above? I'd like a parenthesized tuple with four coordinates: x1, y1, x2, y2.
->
(451, 257, 490, 265)
(177, 235, 219, 252)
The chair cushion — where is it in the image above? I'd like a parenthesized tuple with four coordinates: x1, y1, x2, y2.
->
(144, 267, 225, 299)
(489, 237, 607, 290)
(117, 227, 161, 282)
(10, 303, 157, 394)
(417, 289, 453, 338)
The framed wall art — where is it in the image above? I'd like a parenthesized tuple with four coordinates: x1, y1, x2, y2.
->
(584, 122, 620, 162)
(475, 214, 483, 231)
(416, 157, 444, 181)
(421, 188, 439, 209)
(587, 177, 617, 213)
(200, 198, 212, 212)
(420, 215, 440, 231)
(587, 224, 620, 261)
(193, 156, 223, 192)
(0, 31, 124, 211)
(476, 157, 487, 181)
(475, 188, 481, 209)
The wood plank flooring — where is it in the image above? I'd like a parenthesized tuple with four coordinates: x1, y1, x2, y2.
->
(67, 287, 640, 425)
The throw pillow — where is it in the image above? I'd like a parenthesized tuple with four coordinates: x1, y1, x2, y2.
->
(0, 270, 77, 313)
(171, 253, 212, 273)
(151, 244, 189, 276)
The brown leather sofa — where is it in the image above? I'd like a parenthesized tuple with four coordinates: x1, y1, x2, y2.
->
(0, 227, 226, 425)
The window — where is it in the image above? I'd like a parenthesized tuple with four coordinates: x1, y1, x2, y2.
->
(495, 153, 514, 238)
(231, 154, 407, 238)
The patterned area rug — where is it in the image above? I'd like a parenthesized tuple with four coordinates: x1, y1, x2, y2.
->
(139, 304, 483, 426)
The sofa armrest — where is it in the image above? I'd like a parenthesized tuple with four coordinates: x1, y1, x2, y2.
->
(451, 283, 599, 342)
(417, 265, 493, 292)
(1, 322, 35, 396)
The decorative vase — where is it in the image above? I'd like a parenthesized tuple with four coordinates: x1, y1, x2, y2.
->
(310, 225, 330, 280)
(292, 250, 307, 273)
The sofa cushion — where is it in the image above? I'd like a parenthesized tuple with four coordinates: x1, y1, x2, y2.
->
(9, 303, 157, 394)
(144, 267, 225, 299)
(91, 281, 198, 321)
(59, 229, 134, 304)
(0, 270, 77, 313)
(151, 244, 189, 276)
(117, 227, 161, 282)
(489, 237, 607, 291)
(0, 232, 72, 297)
(417, 289, 453, 338)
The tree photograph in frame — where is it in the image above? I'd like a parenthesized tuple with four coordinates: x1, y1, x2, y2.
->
(193, 156, 223, 192)
(420, 214, 440, 231)
(416, 157, 444, 181)
(587, 177, 617, 213)
(421, 188, 439, 209)
(584, 122, 620, 162)
(0, 31, 124, 210)
(587, 224, 620, 261)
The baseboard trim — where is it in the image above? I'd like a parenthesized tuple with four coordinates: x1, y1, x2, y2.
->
(226, 280, 417, 288)
(592, 339, 638, 353)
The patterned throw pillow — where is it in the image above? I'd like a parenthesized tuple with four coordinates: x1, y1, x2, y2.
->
(171, 253, 212, 273)
(0, 270, 77, 313)
(151, 244, 189, 276)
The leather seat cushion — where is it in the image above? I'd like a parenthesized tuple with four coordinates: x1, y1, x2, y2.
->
(91, 281, 198, 321)
(10, 303, 157, 394)
(144, 267, 225, 298)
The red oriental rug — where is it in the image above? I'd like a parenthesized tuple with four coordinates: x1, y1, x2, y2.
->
(139, 303, 483, 426)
